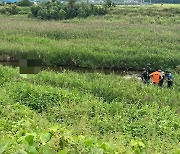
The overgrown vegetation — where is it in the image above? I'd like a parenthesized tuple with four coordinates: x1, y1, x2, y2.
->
(0, 3, 179, 153)
(0, 4, 20, 15)
(29, 0, 107, 20)
(0, 5, 179, 69)
(0, 65, 179, 153)
(0, 4, 30, 15)
(0, 0, 107, 19)
(18, 0, 33, 7)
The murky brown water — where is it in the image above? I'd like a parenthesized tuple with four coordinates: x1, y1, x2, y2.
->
(0, 61, 142, 79)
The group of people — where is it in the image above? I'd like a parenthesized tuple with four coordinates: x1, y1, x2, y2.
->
(141, 64, 173, 88)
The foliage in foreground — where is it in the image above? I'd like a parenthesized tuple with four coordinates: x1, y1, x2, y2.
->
(0, 65, 179, 153)
(0, 90, 125, 153)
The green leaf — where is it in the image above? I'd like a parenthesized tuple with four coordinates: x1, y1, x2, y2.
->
(0, 141, 8, 154)
(173, 148, 180, 154)
(137, 141, 145, 148)
(99, 142, 107, 150)
(17, 136, 26, 144)
(14, 149, 28, 154)
(49, 125, 59, 133)
(42, 145, 55, 154)
(84, 137, 94, 147)
(130, 140, 138, 147)
(25, 135, 34, 146)
(58, 149, 68, 154)
(40, 133, 52, 145)
(27, 146, 38, 154)
(91, 147, 104, 154)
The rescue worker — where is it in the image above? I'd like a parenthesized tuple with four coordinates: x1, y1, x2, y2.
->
(142, 63, 152, 83)
(158, 68, 165, 87)
(141, 68, 149, 84)
(149, 69, 162, 85)
(165, 71, 173, 88)
(146, 63, 152, 75)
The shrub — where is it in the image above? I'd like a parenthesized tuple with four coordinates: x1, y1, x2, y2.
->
(0, 2, 5, 6)
(0, 7, 7, 14)
(0, 5, 20, 15)
(7, 5, 20, 15)
(18, 10, 28, 14)
(78, 7, 87, 18)
(59, 9, 66, 20)
(105, 0, 112, 8)
(49, 9, 59, 19)
(30, 0, 107, 20)
(37, 8, 49, 20)
(31, 5, 41, 17)
(68, 0, 76, 8)
(6, 81, 60, 113)
(17, 0, 33, 7)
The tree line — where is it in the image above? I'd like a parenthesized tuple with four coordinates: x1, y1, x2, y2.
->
(29, 0, 108, 20)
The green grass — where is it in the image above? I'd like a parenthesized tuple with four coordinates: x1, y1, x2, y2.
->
(0, 4, 180, 153)
(0, 65, 179, 153)
(0, 4, 180, 69)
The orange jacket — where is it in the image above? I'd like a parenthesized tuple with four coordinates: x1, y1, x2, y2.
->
(149, 71, 162, 83)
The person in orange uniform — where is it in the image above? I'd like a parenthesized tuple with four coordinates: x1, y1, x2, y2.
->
(149, 69, 163, 85)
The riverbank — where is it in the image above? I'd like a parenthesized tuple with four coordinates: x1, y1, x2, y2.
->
(0, 5, 179, 69)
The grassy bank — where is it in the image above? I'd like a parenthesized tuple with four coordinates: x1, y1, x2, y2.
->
(0, 5, 180, 153)
(0, 4, 180, 69)
(0, 65, 179, 153)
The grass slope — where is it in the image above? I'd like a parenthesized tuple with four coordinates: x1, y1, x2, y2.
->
(0, 65, 179, 153)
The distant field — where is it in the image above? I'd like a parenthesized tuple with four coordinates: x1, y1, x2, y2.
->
(0, 4, 180, 69)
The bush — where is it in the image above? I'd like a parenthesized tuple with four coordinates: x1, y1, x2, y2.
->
(18, 0, 33, 7)
(78, 7, 87, 18)
(49, 9, 59, 19)
(6, 81, 60, 112)
(37, 8, 49, 19)
(59, 9, 66, 20)
(18, 10, 28, 14)
(7, 5, 20, 15)
(30, 0, 107, 20)
(0, 5, 20, 15)
(31, 5, 41, 17)
(105, 0, 112, 8)
(0, 2, 6, 6)
(0, 7, 7, 14)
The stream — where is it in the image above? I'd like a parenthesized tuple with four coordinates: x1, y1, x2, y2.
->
(0, 61, 142, 80)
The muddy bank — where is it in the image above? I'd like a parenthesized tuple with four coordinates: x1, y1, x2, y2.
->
(0, 61, 142, 76)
